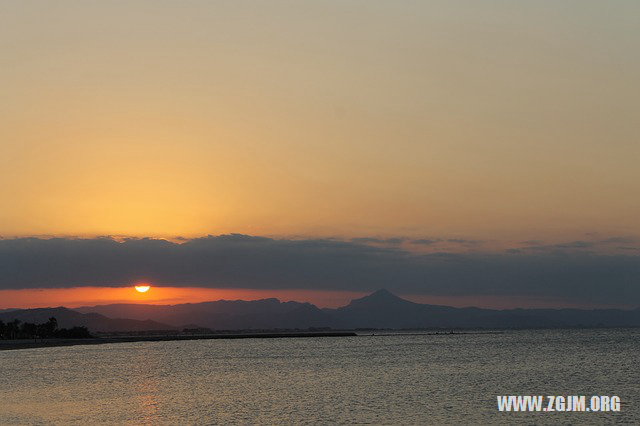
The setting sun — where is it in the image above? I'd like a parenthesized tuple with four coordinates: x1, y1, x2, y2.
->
(134, 285, 150, 293)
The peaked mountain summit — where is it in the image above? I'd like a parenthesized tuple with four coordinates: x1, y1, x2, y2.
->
(344, 288, 417, 308)
(2, 290, 639, 332)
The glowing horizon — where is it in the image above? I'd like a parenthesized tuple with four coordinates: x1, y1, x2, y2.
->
(0, 286, 636, 311)
(0, 287, 369, 310)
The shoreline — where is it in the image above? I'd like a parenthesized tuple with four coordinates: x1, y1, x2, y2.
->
(0, 331, 357, 351)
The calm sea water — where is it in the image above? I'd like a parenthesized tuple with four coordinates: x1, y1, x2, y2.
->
(1, 329, 638, 424)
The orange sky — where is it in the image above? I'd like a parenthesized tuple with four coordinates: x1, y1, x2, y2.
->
(1, 2, 638, 311)
(0, 287, 367, 310)
(2, 286, 634, 311)
(1, 2, 639, 242)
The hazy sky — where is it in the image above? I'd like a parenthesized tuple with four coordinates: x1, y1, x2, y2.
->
(1, 2, 639, 308)
(2, 1, 639, 241)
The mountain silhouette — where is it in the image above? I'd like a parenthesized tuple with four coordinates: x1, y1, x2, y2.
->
(76, 299, 333, 330)
(345, 288, 415, 308)
(3, 290, 639, 332)
(331, 290, 640, 329)
(331, 289, 430, 328)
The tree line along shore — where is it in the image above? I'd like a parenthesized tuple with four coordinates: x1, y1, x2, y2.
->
(0, 317, 92, 341)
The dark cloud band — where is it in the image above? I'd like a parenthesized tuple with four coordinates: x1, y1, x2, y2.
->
(0, 235, 638, 306)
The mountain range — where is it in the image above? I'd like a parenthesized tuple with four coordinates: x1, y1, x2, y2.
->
(0, 306, 173, 332)
(2, 289, 639, 332)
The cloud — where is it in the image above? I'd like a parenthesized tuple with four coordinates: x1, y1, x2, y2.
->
(518, 238, 638, 253)
(0, 235, 639, 306)
(446, 238, 484, 245)
(552, 241, 594, 249)
(600, 237, 638, 244)
(410, 239, 441, 245)
(351, 237, 405, 245)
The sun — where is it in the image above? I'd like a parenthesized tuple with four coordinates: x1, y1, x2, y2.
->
(134, 285, 151, 293)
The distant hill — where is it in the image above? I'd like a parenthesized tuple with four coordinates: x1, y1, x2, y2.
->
(76, 299, 333, 330)
(5, 291, 638, 333)
(74, 290, 640, 330)
(0, 307, 175, 332)
(329, 289, 640, 329)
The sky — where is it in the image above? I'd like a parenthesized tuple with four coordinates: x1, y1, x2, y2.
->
(1, 1, 639, 309)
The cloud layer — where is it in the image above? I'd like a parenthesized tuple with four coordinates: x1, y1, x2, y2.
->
(1, 235, 638, 306)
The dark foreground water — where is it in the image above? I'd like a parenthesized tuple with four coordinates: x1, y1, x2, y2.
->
(1, 329, 638, 424)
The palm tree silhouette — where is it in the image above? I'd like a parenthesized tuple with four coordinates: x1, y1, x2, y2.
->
(7, 319, 21, 339)
(46, 317, 58, 337)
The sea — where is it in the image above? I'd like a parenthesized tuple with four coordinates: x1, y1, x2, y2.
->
(1, 328, 638, 424)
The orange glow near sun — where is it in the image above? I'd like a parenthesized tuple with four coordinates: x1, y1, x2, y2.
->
(0, 287, 634, 311)
(0, 287, 367, 309)
(134, 285, 151, 293)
